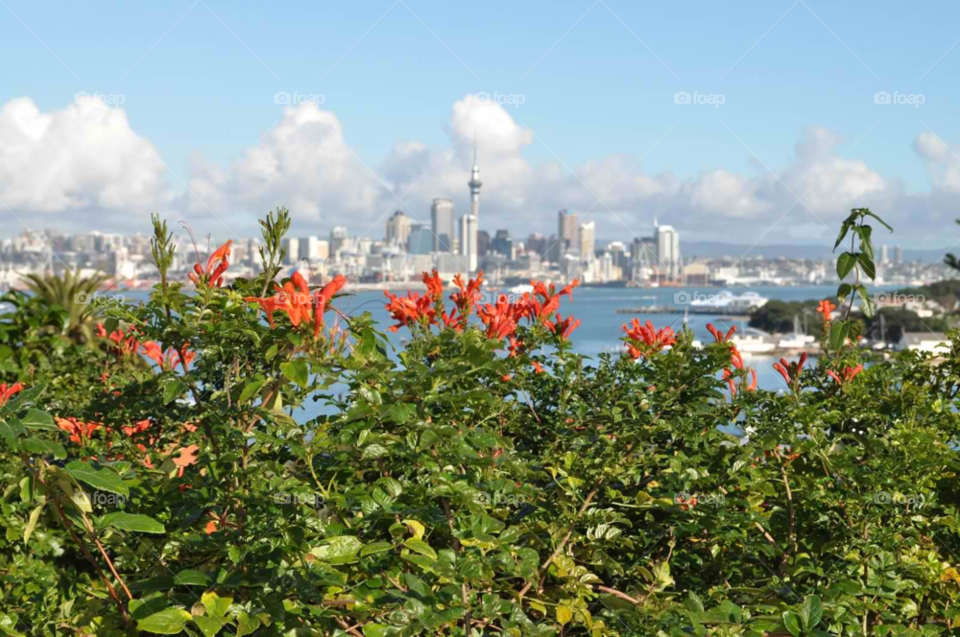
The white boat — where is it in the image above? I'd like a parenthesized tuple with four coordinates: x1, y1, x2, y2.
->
(777, 333, 816, 349)
(729, 328, 777, 354)
(507, 284, 534, 295)
(690, 290, 769, 311)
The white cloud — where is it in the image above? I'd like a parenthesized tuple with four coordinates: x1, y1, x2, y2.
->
(0, 95, 953, 247)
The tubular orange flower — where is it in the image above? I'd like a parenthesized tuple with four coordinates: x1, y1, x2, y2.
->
(816, 299, 837, 319)
(477, 294, 524, 342)
(529, 279, 579, 323)
(142, 341, 196, 372)
(706, 323, 737, 344)
(57, 417, 102, 445)
(245, 272, 346, 339)
(547, 313, 581, 341)
(189, 240, 232, 287)
(99, 323, 141, 359)
(422, 269, 444, 300)
(773, 353, 808, 387)
(0, 382, 24, 407)
(451, 271, 485, 318)
(622, 319, 676, 359)
(827, 364, 864, 385)
(384, 290, 437, 332)
(532, 361, 544, 374)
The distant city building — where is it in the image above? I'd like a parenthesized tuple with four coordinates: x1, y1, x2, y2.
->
(477, 230, 490, 257)
(526, 233, 546, 259)
(386, 210, 413, 247)
(330, 226, 349, 255)
(283, 237, 300, 265)
(578, 221, 595, 260)
(459, 214, 478, 272)
(407, 224, 433, 255)
(299, 236, 329, 262)
(557, 209, 578, 259)
(880, 244, 889, 264)
(894, 245, 904, 264)
(431, 198, 455, 252)
(655, 222, 681, 281)
(468, 144, 483, 223)
(492, 229, 513, 259)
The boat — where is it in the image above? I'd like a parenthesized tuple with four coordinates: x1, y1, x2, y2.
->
(507, 284, 534, 295)
(729, 328, 777, 354)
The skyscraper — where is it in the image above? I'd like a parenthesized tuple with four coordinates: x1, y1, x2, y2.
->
(330, 226, 349, 255)
(656, 224, 681, 281)
(578, 221, 595, 260)
(459, 214, 478, 272)
(557, 209, 578, 257)
(894, 245, 903, 264)
(493, 229, 513, 259)
(386, 210, 413, 247)
(407, 224, 433, 255)
(431, 198, 455, 252)
(468, 143, 482, 222)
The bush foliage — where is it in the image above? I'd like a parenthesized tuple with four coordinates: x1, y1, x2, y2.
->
(3, 209, 960, 636)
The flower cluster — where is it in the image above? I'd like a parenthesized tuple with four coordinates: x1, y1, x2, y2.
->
(383, 270, 444, 332)
(0, 382, 23, 407)
(142, 341, 196, 372)
(827, 364, 863, 385)
(622, 319, 676, 359)
(773, 353, 808, 388)
(245, 272, 347, 339)
(189, 240, 232, 288)
(96, 323, 142, 359)
(706, 324, 757, 398)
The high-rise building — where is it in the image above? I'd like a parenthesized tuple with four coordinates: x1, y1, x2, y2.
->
(468, 144, 483, 223)
(407, 224, 433, 255)
(330, 226, 349, 255)
(880, 244, 889, 264)
(477, 230, 490, 257)
(655, 223, 681, 281)
(578, 221, 596, 260)
(557, 209, 578, 256)
(459, 214, 478, 272)
(299, 236, 329, 262)
(431, 198, 455, 252)
(386, 210, 413, 247)
(894, 245, 903, 264)
(283, 237, 300, 265)
(492, 229, 513, 259)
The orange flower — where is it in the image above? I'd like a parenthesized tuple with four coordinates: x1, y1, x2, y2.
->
(450, 271, 485, 319)
(723, 349, 757, 397)
(422, 269, 444, 300)
(773, 353, 807, 387)
(142, 341, 196, 372)
(706, 323, 737, 344)
(0, 382, 24, 407)
(622, 319, 676, 359)
(99, 324, 141, 358)
(384, 290, 437, 332)
(245, 272, 346, 339)
(546, 313, 581, 341)
(500, 374, 512, 382)
(189, 240, 232, 288)
(57, 417, 102, 445)
(827, 364, 863, 385)
(816, 299, 836, 319)
(528, 279, 579, 323)
(532, 361, 544, 374)
(477, 293, 524, 342)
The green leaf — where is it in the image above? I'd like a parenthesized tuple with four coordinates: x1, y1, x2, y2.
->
(855, 285, 875, 318)
(161, 378, 186, 405)
(101, 512, 165, 534)
(311, 536, 364, 564)
(782, 611, 802, 637)
(856, 225, 874, 259)
(836, 283, 852, 303)
(137, 608, 193, 634)
(23, 503, 44, 546)
(201, 591, 233, 619)
(361, 443, 389, 460)
(193, 616, 224, 637)
(556, 605, 573, 626)
(64, 461, 129, 497)
(20, 409, 55, 431)
(829, 321, 850, 351)
(403, 537, 437, 560)
(173, 569, 212, 586)
(280, 360, 309, 388)
(800, 594, 823, 630)
(238, 379, 265, 404)
(0, 613, 25, 637)
(19, 437, 66, 459)
(857, 252, 876, 280)
(360, 541, 394, 557)
(0, 419, 26, 444)
(833, 220, 853, 250)
(235, 613, 260, 637)
(836, 252, 857, 279)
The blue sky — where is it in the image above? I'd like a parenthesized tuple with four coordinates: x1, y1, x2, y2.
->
(1, 0, 958, 246)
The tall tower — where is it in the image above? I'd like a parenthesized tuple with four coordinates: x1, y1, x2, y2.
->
(468, 142, 482, 222)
